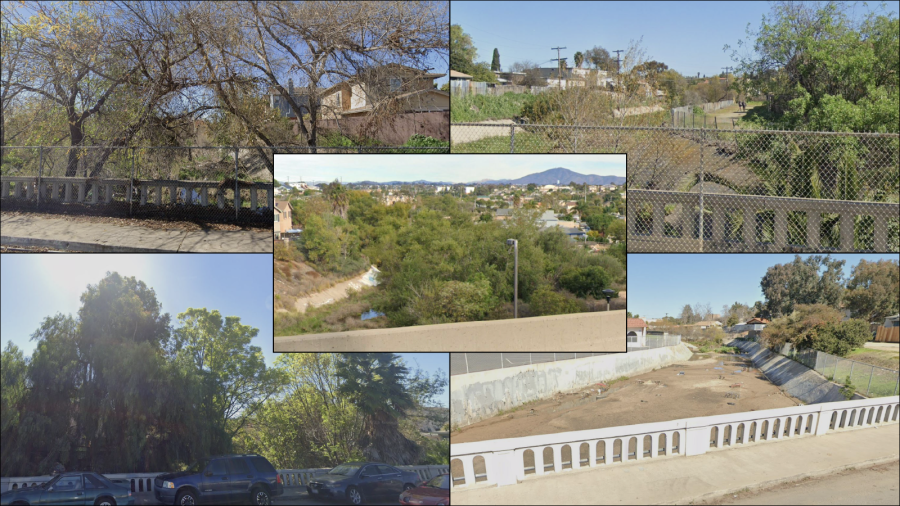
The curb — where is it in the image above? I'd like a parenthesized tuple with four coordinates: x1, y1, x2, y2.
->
(669, 454, 900, 505)
(1, 236, 177, 253)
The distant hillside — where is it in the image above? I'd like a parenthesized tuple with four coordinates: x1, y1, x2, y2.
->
(483, 167, 625, 185)
(349, 168, 624, 186)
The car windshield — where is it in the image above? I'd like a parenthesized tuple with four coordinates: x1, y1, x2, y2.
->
(185, 459, 210, 474)
(329, 464, 361, 476)
(42, 475, 62, 489)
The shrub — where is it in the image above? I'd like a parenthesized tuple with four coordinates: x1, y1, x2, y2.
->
(403, 134, 449, 148)
(528, 285, 586, 316)
(559, 266, 611, 299)
(839, 376, 857, 400)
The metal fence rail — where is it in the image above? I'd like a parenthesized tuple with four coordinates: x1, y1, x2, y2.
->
(450, 352, 612, 376)
(1, 145, 446, 222)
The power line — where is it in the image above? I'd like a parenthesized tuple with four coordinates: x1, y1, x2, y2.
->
(613, 49, 624, 74)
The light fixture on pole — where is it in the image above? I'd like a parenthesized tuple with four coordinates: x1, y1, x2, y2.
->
(602, 289, 615, 311)
(507, 239, 519, 318)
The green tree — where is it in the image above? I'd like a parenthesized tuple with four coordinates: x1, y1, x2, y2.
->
(449, 24, 497, 83)
(761, 303, 868, 356)
(0, 343, 28, 475)
(573, 51, 584, 69)
(529, 285, 585, 316)
(760, 255, 845, 318)
(527, 183, 537, 192)
(336, 354, 422, 465)
(844, 259, 900, 323)
(559, 266, 611, 299)
(172, 308, 286, 455)
(301, 214, 341, 268)
(491, 48, 500, 72)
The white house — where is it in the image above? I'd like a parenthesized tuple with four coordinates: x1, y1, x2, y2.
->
(465, 186, 475, 194)
(627, 318, 647, 347)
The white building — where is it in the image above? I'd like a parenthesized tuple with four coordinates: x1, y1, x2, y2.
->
(465, 186, 475, 194)
(627, 318, 647, 347)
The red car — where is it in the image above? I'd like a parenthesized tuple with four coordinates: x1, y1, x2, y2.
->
(399, 473, 449, 505)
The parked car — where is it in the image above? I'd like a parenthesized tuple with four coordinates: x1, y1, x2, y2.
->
(398, 473, 449, 505)
(306, 462, 423, 505)
(153, 454, 283, 506)
(0, 472, 134, 506)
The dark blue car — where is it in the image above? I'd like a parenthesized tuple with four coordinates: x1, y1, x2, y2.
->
(306, 462, 423, 505)
(0, 472, 134, 506)
(153, 454, 283, 506)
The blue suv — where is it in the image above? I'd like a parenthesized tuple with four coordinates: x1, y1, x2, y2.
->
(154, 454, 283, 505)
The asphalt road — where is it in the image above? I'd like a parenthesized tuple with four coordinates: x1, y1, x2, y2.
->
(135, 486, 398, 505)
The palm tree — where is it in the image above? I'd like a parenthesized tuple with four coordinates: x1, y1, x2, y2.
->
(336, 353, 422, 465)
(323, 180, 349, 220)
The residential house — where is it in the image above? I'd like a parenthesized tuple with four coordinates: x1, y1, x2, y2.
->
(267, 79, 314, 119)
(449, 70, 473, 82)
(465, 186, 475, 194)
(275, 200, 292, 239)
(538, 210, 558, 228)
(627, 318, 648, 347)
(320, 64, 448, 119)
(494, 208, 513, 220)
(694, 320, 723, 330)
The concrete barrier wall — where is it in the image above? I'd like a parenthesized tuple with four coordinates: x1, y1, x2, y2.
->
(276, 310, 626, 352)
(451, 343, 692, 428)
(730, 340, 861, 403)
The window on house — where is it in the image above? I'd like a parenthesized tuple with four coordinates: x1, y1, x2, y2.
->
(626, 336, 638, 343)
(389, 77, 402, 92)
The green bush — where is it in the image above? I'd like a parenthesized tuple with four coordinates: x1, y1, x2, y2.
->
(403, 134, 449, 148)
(840, 375, 857, 400)
(559, 266, 611, 299)
(528, 285, 586, 316)
(450, 92, 531, 122)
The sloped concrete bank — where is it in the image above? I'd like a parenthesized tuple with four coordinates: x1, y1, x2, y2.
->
(730, 340, 862, 403)
(451, 344, 693, 428)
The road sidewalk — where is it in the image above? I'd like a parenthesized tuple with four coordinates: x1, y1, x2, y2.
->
(452, 424, 900, 505)
(1, 214, 272, 252)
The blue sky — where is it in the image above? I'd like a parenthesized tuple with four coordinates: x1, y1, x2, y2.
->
(627, 253, 900, 320)
(275, 154, 625, 183)
(0, 254, 448, 408)
(451, 1, 898, 77)
(0, 253, 276, 362)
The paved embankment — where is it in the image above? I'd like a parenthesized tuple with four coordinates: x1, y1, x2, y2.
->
(730, 340, 858, 403)
(0, 214, 271, 252)
(452, 423, 900, 505)
(451, 344, 693, 428)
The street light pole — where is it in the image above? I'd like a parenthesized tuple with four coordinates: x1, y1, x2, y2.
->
(507, 239, 518, 318)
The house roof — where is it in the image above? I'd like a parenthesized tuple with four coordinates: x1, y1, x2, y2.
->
(331, 88, 449, 115)
(627, 318, 647, 328)
(275, 200, 292, 211)
(746, 317, 770, 325)
(450, 70, 473, 79)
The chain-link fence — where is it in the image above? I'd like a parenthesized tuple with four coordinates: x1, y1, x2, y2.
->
(450, 353, 612, 376)
(629, 334, 682, 351)
(449, 123, 899, 252)
(787, 347, 899, 398)
(1, 145, 446, 222)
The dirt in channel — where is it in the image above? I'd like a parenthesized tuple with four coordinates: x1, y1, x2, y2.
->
(452, 352, 801, 443)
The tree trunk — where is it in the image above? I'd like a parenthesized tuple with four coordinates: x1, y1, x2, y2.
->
(359, 411, 422, 465)
(67, 119, 86, 177)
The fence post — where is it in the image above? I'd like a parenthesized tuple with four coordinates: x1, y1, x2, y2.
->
(464, 353, 469, 375)
(129, 148, 135, 217)
(509, 124, 516, 153)
(500, 352, 503, 369)
(866, 368, 874, 396)
(234, 146, 239, 220)
(895, 378, 898, 396)
(37, 146, 43, 209)
(698, 130, 704, 252)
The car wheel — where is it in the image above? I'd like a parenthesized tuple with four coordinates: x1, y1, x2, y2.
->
(94, 497, 116, 506)
(251, 487, 271, 505)
(176, 490, 198, 506)
(346, 486, 364, 505)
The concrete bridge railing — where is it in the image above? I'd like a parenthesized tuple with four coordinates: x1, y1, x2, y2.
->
(1, 176, 275, 212)
(450, 396, 899, 489)
(1, 465, 449, 493)
(627, 190, 899, 252)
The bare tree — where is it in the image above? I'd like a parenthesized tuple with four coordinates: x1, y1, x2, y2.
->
(184, 1, 447, 151)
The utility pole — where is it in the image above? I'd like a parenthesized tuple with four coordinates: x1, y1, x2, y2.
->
(613, 49, 624, 74)
(551, 46, 567, 88)
(721, 66, 733, 100)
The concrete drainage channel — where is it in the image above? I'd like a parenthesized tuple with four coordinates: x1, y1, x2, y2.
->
(1, 236, 174, 252)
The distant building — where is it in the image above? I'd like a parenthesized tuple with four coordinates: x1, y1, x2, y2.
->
(465, 186, 475, 194)
(627, 318, 648, 347)
(449, 70, 473, 82)
(320, 63, 448, 119)
(275, 200, 292, 239)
